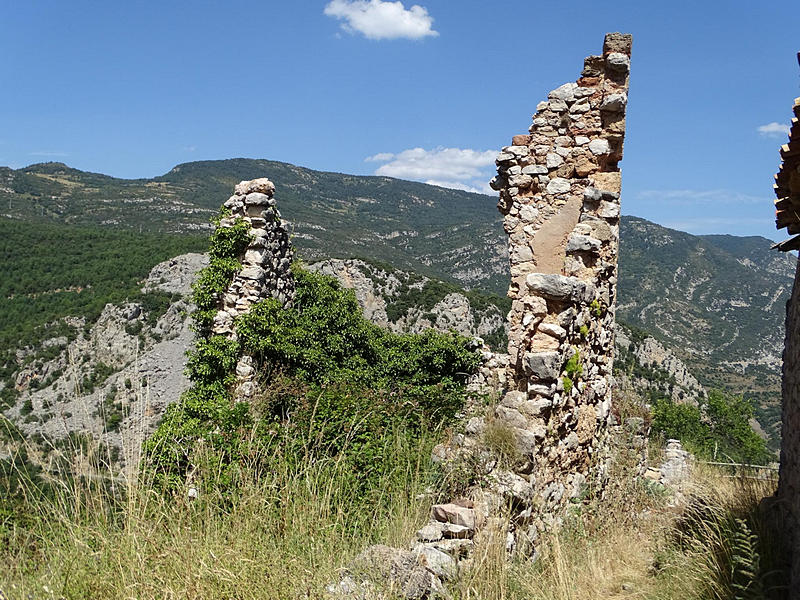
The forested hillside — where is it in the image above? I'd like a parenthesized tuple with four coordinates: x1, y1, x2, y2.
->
(0, 218, 207, 408)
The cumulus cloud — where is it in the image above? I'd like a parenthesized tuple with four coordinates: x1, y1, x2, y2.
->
(324, 0, 438, 40)
(366, 147, 496, 194)
(757, 122, 790, 138)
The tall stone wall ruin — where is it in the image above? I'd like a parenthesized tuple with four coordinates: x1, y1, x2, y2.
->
(209, 178, 295, 400)
(771, 55, 800, 595)
(490, 32, 632, 516)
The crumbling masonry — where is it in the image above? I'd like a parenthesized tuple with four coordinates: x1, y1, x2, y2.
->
(210, 178, 295, 400)
(771, 52, 800, 597)
(409, 33, 632, 567)
(490, 32, 631, 516)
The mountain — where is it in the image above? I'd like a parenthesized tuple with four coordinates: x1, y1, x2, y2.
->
(1, 159, 508, 293)
(617, 218, 795, 444)
(1, 158, 795, 447)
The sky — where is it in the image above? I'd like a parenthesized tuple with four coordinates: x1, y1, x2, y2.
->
(1, 0, 798, 241)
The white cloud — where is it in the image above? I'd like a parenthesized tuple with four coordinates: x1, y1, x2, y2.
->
(324, 0, 438, 40)
(757, 122, 790, 138)
(365, 151, 395, 162)
(366, 146, 496, 194)
(638, 189, 764, 205)
(29, 150, 69, 157)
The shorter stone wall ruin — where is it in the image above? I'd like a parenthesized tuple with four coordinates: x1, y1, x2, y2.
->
(209, 178, 295, 400)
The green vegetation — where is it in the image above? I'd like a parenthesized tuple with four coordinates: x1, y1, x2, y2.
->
(2, 411, 785, 598)
(0, 217, 207, 408)
(145, 217, 481, 490)
(190, 213, 252, 332)
(651, 390, 771, 465)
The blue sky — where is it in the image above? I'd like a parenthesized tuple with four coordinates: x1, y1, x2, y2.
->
(1, 0, 798, 241)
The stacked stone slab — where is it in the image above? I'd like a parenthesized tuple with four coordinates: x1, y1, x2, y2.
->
(490, 33, 631, 518)
(770, 53, 800, 596)
(209, 178, 295, 400)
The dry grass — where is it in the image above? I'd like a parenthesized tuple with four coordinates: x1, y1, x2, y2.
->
(0, 430, 433, 599)
(448, 454, 780, 600)
(0, 420, 783, 600)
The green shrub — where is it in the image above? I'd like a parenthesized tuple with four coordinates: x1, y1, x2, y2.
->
(650, 389, 770, 464)
(146, 264, 480, 490)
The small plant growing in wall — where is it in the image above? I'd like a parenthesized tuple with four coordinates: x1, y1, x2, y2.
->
(589, 299, 605, 318)
(562, 348, 582, 395)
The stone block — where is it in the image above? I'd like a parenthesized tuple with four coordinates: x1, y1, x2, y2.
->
(235, 178, 274, 196)
(606, 52, 630, 73)
(566, 233, 602, 253)
(525, 273, 588, 303)
(548, 82, 578, 102)
(603, 32, 633, 55)
(538, 322, 567, 339)
(416, 521, 445, 542)
(592, 172, 622, 194)
(588, 138, 611, 155)
(244, 192, 271, 206)
(514, 427, 538, 456)
(524, 351, 561, 381)
(600, 93, 627, 112)
(496, 405, 528, 429)
(546, 153, 564, 169)
(597, 201, 620, 219)
(512, 134, 532, 146)
(546, 177, 571, 195)
(431, 504, 475, 530)
(522, 164, 548, 175)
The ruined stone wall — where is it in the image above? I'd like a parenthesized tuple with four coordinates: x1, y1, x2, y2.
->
(490, 32, 631, 516)
(772, 81, 800, 594)
(209, 178, 295, 400)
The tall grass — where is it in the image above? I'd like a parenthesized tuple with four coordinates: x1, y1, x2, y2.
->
(1, 418, 784, 599)
(448, 452, 781, 600)
(0, 421, 435, 599)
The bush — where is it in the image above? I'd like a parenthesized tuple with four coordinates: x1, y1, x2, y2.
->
(146, 263, 480, 491)
(650, 389, 770, 464)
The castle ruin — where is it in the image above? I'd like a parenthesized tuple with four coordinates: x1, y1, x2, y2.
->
(490, 31, 631, 518)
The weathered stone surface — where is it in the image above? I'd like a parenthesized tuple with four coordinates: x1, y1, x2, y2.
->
(416, 521, 445, 542)
(235, 178, 275, 196)
(416, 546, 456, 581)
(600, 93, 627, 112)
(566, 234, 601, 253)
(525, 273, 587, 302)
(597, 201, 620, 219)
(431, 504, 476, 530)
(549, 82, 578, 102)
(588, 138, 611, 155)
(546, 177, 571, 195)
(606, 52, 630, 73)
(525, 351, 561, 381)
(489, 33, 631, 541)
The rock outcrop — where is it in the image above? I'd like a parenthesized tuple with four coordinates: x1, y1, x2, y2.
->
(308, 258, 507, 341)
(3, 253, 208, 475)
